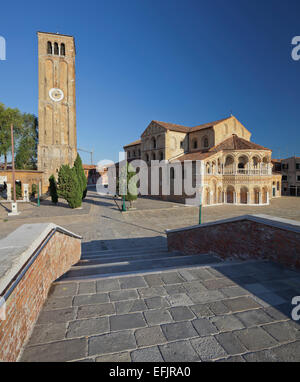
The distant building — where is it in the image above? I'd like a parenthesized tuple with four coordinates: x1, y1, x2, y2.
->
(280, 157, 300, 196)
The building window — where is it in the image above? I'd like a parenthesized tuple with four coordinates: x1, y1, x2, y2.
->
(170, 167, 175, 179)
(277, 181, 280, 190)
(202, 136, 209, 148)
(282, 163, 289, 170)
(180, 140, 184, 149)
(61, 43, 66, 56)
(138, 149, 141, 157)
(133, 150, 136, 157)
(297, 176, 300, 182)
(54, 42, 59, 55)
(282, 175, 287, 181)
(296, 163, 300, 170)
(47, 41, 52, 54)
(160, 152, 164, 161)
(192, 139, 198, 149)
(128, 151, 131, 158)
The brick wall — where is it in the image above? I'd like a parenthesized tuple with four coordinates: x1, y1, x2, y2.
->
(0, 230, 81, 362)
(167, 215, 300, 269)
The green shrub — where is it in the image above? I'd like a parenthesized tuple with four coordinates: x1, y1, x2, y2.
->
(49, 175, 58, 204)
(57, 165, 82, 208)
(31, 183, 37, 197)
(118, 162, 138, 208)
(73, 154, 87, 200)
(12, 182, 22, 200)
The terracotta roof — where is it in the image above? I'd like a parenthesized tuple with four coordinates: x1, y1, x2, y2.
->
(153, 117, 231, 133)
(174, 134, 270, 162)
(83, 164, 96, 170)
(124, 139, 141, 148)
(210, 134, 270, 152)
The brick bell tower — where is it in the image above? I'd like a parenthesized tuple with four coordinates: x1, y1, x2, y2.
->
(37, 32, 77, 193)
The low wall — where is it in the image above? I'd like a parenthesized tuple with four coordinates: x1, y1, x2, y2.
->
(0, 223, 81, 362)
(166, 214, 300, 268)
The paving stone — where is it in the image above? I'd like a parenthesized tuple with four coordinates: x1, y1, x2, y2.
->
(206, 267, 225, 279)
(161, 321, 198, 341)
(215, 332, 247, 355)
(188, 268, 214, 281)
(217, 355, 245, 362)
(164, 284, 186, 295)
(20, 338, 87, 362)
(96, 352, 131, 362)
(166, 293, 194, 307)
(73, 293, 109, 306)
(48, 283, 78, 297)
(221, 286, 249, 298)
(89, 330, 136, 356)
(119, 276, 147, 289)
(190, 336, 227, 361)
(183, 281, 208, 294)
(268, 341, 300, 362)
(234, 327, 278, 351)
(96, 278, 120, 293)
(135, 326, 167, 347)
(262, 321, 300, 342)
(137, 287, 167, 298)
(159, 340, 200, 362)
(190, 304, 214, 318)
(144, 309, 173, 326)
(115, 299, 147, 314)
(169, 306, 195, 321)
(189, 290, 224, 304)
(203, 278, 235, 290)
(77, 303, 115, 319)
(131, 346, 164, 362)
(251, 292, 287, 307)
(236, 309, 274, 327)
(37, 307, 76, 324)
(43, 296, 73, 311)
(145, 296, 170, 309)
(144, 274, 164, 287)
(78, 282, 96, 295)
(67, 317, 109, 338)
(179, 269, 198, 281)
(243, 349, 279, 362)
(162, 272, 185, 285)
(192, 318, 218, 336)
(110, 313, 147, 331)
(208, 301, 231, 315)
(223, 296, 261, 312)
(109, 289, 139, 302)
(211, 315, 244, 332)
(27, 323, 67, 346)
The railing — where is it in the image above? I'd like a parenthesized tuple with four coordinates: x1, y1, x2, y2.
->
(206, 167, 272, 176)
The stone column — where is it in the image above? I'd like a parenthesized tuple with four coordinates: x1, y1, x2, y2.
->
(23, 184, 29, 202)
(259, 192, 262, 205)
(233, 192, 237, 204)
(266, 191, 269, 205)
(7, 183, 12, 201)
(222, 191, 225, 203)
(247, 192, 250, 204)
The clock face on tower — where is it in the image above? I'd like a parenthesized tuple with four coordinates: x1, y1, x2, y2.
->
(49, 88, 64, 102)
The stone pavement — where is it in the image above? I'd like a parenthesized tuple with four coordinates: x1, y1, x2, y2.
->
(20, 261, 300, 362)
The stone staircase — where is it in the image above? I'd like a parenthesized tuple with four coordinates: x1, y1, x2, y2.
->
(58, 243, 222, 282)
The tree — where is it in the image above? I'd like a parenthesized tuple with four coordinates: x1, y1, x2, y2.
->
(73, 154, 87, 200)
(49, 175, 58, 204)
(57, 165, 82, 208)
(0, 104, 23, 169)
(15, 113, 38, 170)
(118, 162, 138, 208)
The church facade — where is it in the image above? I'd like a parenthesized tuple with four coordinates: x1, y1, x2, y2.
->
(124, 116, 282, 205)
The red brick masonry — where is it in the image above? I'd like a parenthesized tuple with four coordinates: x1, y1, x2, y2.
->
(0, 228, 81, 362)
(167, 214, 300, 269)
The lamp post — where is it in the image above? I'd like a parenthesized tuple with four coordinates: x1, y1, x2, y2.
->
(8, 124, 20, 216)
(199, 190, 202, 225)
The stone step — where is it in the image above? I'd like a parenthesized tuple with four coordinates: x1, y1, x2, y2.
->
(58, 253, 222, 281)
(77, 250, 183, 265)
(81, 245, 167, 257)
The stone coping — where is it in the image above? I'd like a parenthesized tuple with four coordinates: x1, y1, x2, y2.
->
(0, 223, 82, 296)
(166, 214, 300, 235)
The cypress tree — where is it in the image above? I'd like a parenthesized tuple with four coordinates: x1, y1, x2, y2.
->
(74, 154, 88, 200)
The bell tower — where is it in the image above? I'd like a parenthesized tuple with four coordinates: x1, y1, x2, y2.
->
(37, 32, 77, 193)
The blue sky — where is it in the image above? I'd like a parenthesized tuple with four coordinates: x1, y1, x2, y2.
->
(1, 0, 300, 163)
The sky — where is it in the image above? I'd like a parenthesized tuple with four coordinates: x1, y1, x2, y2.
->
(0, 0, 300, 164)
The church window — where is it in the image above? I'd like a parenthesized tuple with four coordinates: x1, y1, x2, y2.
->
(54, 42, 59, 55)
(47, 41, 52, 54)
(203, 137, 209, 148)
(192, 139, 198, 149)
(61, 43, 65, 56)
